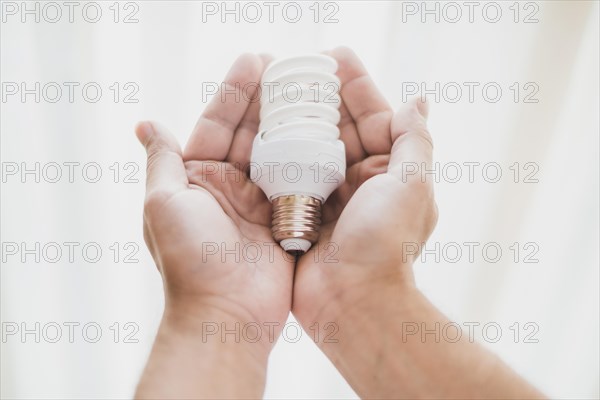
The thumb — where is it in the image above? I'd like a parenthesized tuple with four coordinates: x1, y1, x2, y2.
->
(387, 98, 433, 184)
(135, 121, 188, 197)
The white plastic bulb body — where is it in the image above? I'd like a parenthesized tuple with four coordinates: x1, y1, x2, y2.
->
(250, 54, 346, 254)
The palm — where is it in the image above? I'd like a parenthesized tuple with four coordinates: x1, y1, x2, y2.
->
(183, 161, 292, 322)
(293, 48, 436, 326)
(141, 54, 293, 331)
(293, 149, 397, 325)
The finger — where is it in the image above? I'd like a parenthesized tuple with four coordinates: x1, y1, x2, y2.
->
(226, 54, 273, 169)
(323, 154, 389, 223)
(184, 160, 272, 227)
(338, 99, 367, 166)
(136, 121, 188, 196)
(183, 53, 264, 162)
(387, 98, 433, 183)
(227, 53, 368, 169)
(326, 46, 393, 155)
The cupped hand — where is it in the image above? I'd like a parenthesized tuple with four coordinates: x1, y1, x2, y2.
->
(137, 54, 293, 352)
(292, 47, 438, 333)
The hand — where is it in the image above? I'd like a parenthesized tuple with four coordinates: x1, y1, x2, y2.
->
(136, 48, 543, 400)
(291, 48, 543, 400)
(292, 46, 437, 332)
(135, 54, 293, 398)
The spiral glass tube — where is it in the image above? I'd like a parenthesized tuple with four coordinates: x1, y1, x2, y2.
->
(251, 54, 345, 253)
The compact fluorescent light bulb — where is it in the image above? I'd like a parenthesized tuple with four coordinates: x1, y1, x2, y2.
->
(250, 54, 346, 254)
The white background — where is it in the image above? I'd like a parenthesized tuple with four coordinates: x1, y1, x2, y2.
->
(1, 1, 599, 398)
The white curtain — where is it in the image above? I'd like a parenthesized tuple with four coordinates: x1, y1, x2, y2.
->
(1, 1, 598, 398)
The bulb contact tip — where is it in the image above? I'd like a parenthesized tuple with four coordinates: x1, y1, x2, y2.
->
(271, 195, 322, 253)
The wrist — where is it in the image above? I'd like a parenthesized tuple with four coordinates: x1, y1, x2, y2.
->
(137, 304, 271, 399)
(162, 299, 275, 363)
(305, 278, 426, 398)
(295, 263, 421, 351)
(322, 270, 420, 340)
(314, 280, 545, 399)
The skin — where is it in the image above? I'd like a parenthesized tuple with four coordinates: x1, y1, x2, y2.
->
(135, 48, 545, 399)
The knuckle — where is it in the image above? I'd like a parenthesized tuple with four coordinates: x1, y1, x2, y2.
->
(145, 144, 166, 172)
(419, 127, 434, 149)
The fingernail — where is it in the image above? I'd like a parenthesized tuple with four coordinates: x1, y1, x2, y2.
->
(413, 97, 429, 120)
(135, 121, 154, 146)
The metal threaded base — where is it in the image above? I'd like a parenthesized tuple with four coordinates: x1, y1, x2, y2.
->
(272, 195, 322, 252)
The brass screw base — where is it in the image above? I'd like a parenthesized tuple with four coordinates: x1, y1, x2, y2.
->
(271, 194, 322, 253)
